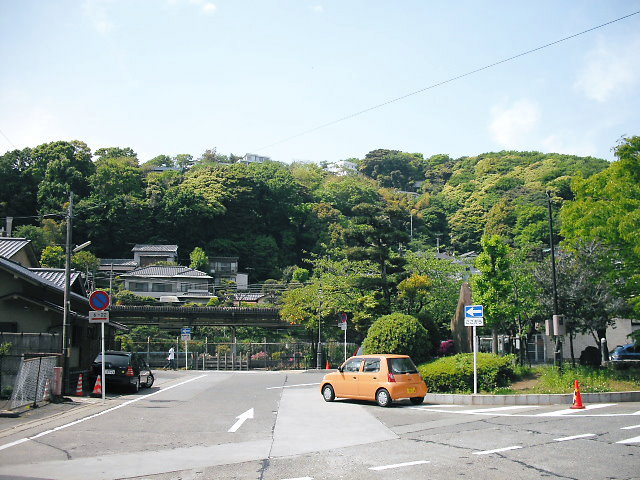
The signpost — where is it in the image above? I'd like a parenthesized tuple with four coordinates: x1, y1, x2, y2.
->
(339, 313, 348, 362)
(464, 305, 484, 395)
(89, 291, 111, 402)
(181, 327, 191, 370)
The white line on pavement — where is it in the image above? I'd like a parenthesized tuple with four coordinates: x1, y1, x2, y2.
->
(369, 460, 430, 471)
(536, 404, 616, 416)
(473, 446, 522, 455)
(422, 404, 464, 408)
(266, 383, 321, 390)
(458, 406, 539, 414)
(0, 374, 208, 451)
(621, 424, 640, 430)
(280, 477, 313, 480)
(554, 433, 596, 442)
(617, 435, 640, 444)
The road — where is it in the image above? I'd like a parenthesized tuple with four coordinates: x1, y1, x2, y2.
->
(0, 370, 638, 480)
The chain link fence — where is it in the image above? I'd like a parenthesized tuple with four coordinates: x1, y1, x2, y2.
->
(9, 355, 58, 410)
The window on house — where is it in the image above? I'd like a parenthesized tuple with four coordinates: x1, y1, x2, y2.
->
(152, 283, 171, 292)
(130, 282, 148, 292)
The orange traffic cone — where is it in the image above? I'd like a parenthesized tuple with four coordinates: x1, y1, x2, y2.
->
(325, 360, 331, 369)
(75, 373, 84, 396)
(43, 379, 50, 402)
(91, 375, 102, 397)
(571, 380, 585, 409)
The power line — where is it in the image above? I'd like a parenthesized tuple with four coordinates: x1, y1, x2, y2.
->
(0, 127, 16, 150)
(253, 10, 640, 152)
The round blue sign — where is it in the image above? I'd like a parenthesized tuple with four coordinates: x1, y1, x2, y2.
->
(89, 290, 111, 311)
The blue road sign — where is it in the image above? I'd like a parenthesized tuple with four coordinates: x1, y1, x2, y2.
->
(89, 290, 111, 311)
(465, 305, 484, 318)
(181, 327, 191, 335)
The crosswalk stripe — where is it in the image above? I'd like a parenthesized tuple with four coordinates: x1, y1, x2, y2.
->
(554, 433, 595, 441)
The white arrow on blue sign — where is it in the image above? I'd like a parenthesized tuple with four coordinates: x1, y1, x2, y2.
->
(465, 305, 484, 318)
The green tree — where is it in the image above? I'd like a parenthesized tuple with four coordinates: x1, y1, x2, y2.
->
(40, 245, 64, 268)
(361, 313, 431, 363)
(396, 274, 432, 315)
(189, 247, 209, 271)
(71, 250, 99, 275)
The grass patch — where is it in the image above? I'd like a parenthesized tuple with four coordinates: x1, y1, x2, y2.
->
(524, 365, 640, 394)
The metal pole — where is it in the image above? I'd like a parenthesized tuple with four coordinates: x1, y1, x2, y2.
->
(344, 326, 347, 362)
(317, 292, 322, 370)
(473, 325, 478, 395)
(546, 191, 562, 369)
(62, 192, 73, 394)
(101, 322, 105, 403)
(185, 338, 188, 370)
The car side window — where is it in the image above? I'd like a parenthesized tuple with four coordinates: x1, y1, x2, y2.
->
(343, 359, 363, 372)
(363, 359, 380, 372)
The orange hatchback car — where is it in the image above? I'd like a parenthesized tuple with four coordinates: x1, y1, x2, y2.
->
(320, 354, 428, 407)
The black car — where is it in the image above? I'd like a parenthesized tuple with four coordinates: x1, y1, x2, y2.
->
(91, 351, 154, 393)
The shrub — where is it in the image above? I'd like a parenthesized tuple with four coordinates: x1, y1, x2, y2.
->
(418, 353, 517, 393)
(251, 351, 269, 361)
(579, 346, 601, 366)
(361, 313, 431, 364)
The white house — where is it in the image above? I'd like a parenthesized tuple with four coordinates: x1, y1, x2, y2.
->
(121, 265, 213, 301)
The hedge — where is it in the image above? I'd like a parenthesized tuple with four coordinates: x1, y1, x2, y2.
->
(362, 313, 431, 364)
(418, 353, 517, 393)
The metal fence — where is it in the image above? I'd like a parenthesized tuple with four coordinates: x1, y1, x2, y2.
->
(9, 355, 57, 410)
(126, 341, 358, 370)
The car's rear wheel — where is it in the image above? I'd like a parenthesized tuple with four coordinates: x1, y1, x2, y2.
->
(410, 396, 424, 405)
(376, 388, 392, 407)
(143, 373, 154, 388)
(322, 384, 335, 402)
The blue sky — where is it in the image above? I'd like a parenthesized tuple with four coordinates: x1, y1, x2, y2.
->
(1, 1, 639, 163)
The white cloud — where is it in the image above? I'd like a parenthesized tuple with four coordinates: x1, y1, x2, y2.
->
(169, 0, 217, 15)
(489, 99, 540, 148)
(202, 3, 217, 15)
(311, 5, 324, 13)
(574, 36, 640, 102)
(82, 0, 114, 34)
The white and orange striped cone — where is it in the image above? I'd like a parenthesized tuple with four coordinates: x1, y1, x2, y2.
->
(43, 379, 51, 402)
(91, 375, 102, 397)
(75, 373, 84, 396)
(570, 380, 585, 409)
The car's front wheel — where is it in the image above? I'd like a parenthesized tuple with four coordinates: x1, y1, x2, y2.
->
(410, 396, 424, 405)
(322, 384, 335, 402)
(376, 388, 392, 407)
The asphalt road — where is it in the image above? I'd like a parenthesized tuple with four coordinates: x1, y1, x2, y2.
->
(0, 369, 638, 480)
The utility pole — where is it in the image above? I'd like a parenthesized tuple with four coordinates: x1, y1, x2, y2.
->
(62, 192, 73, 394)
(546, 191, 562, 369)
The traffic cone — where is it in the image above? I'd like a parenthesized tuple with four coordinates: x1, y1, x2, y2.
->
(75, 373, 84, 396)
(43, 379, 50, 402)
(570, 380, 585, 409)
(325, 360, 331, 369)
(91, 375, 102, 397)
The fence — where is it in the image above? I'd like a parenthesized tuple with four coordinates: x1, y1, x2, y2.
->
(9, 355, 58, 410)
(125, 341, 358, 370)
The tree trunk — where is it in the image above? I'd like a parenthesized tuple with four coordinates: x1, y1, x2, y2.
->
(492, 328, 498, 354)
(569, 329, 575, 367)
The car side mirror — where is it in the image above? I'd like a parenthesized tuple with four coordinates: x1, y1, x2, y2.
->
(338, 366, 344, 373)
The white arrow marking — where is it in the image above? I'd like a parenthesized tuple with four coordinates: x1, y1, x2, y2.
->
(228, 408, 254, 432)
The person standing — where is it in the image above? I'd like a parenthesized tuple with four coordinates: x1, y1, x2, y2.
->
(167, 346, 176, 370)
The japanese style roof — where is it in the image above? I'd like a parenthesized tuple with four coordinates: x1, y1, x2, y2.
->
(121, 265, 212, 279)
(100, 258, 138, 266)
(29, 268, 84, 293)
(0, 237, 38, 266)
(131, 244, 178, 253)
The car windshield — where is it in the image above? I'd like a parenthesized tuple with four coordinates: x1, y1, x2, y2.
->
(388, 358, 418, 374)
(94, 354, 130, 367)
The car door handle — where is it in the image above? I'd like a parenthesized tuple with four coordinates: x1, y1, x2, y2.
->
(372, 377, 377, 379)
(352, 376, 357, 379)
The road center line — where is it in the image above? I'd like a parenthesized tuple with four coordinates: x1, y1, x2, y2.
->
(621, 424, 640, 430)
(473, 446, 522, 455)
(369, 460, 430, 471)
(266, 383, 321, 390)
(0, 374, 208, 451)
(554, 433, 596, 441)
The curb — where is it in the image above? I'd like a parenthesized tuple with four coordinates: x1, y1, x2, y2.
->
(425, 390, 640, 405)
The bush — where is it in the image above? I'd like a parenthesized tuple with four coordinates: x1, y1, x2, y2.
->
(361, 313, 431, 364)
(579, 346, 601, 366)
(418, 353, 517, 393)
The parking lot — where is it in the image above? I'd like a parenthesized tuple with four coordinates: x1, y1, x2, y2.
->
(0, 369, 638, 480)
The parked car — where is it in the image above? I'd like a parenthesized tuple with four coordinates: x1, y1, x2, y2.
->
(91, 351, 154, 393)
(609, 343, 640, 361)
(320, 354, 428, 407)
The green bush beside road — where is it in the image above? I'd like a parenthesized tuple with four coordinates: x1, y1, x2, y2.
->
(418, 353, 516, 393)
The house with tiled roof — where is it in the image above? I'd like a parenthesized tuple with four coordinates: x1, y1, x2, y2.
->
(120, 265, 213, 302)
(131, 244, 178, 267)
(0, 237, 39, 268)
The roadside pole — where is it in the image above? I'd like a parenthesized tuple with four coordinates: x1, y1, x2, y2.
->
(101, 321, 105, 402)
(89, 290, 110, 404)
(340, 313, 348, 362)
(181, 327, 191, 370)
(464, 305, 484, 395)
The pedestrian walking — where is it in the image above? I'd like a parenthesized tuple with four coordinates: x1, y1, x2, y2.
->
(167, 346, 176, 370)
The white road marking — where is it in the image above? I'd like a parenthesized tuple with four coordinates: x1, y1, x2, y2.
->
(0, 374, 208, 452)
(536, 404, 616, 416)
(280, 477, 313, 480)
(617, 435, 640, 444)
(266, 383, 321, 390)
(458, 405, 538, 414)
(369, 460, 430, 471)
(423, 404, 465, 408)
(621, 424, 640, 430)
(554, 433, 596, 441)
(228, 408, 254, 433)
(473, 446, 522, 455)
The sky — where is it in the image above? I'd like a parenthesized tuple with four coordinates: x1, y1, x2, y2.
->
(1, 1, 639, 164)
